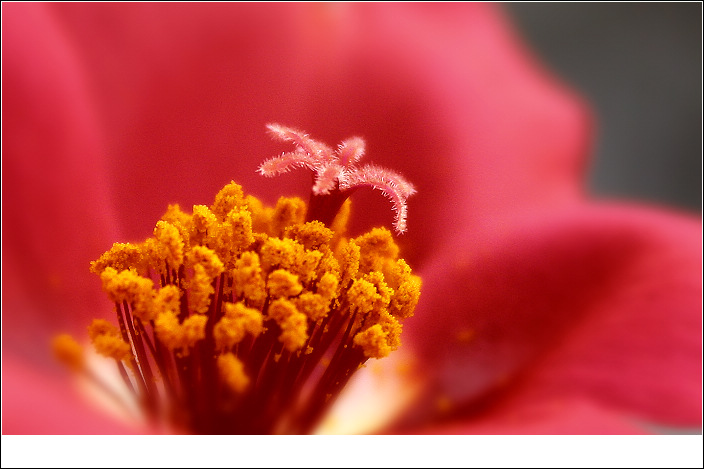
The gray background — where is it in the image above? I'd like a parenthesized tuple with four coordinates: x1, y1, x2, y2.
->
(504, 2, 702, 213)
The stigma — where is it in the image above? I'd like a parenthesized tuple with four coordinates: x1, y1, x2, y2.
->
(53, 125, 421, 434)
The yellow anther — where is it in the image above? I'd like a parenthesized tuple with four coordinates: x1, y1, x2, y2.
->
(363, 271, 393, 308)
(153, 285, 182, 317)
(161, 203, 192, 229)
(346, 278, 382, 316)
(218, 352, 249, 393)
(213, 208, 254, 267)
(181, 314, 208, 349)
(186, 247, 224, 314)
(188, 245, 225, 279)
(284, 221, 334, 251)
(153, 312, 207, 353)
(385, 259, 422, 320)
(88, 319, 132, 361)
(52, 334, 84, 371)
(189, 264, 216, 314)
(232, 251, 267, 309)
(294, 292, 330, 322)
(153, 312, 182, 351)
(154, 220, 185, 270)
(377, 311, 402, 351)
(84, 176, 421, 433)
(88, 319, 120, 340)
(353, 324, 391, 359)
(246, 194, 273, 235)
(271, 196, 306, 236)
(295, 249, 324, 285)
(317, 271, 339, 301)
(268, 298, 308, 352)
(267, 269, 303, 298)
(214, 302, 264, 350)
(316, 249, 341, 286)
(338, 239, 360, 287)
(211, 181, 246, 221)
(190, 205, 218, 246)
(160, 204, 193, 252)
(90, 242, 144, 275)
(354, 227, 399, 274)
(99, 268, 155, 320)
(259, 237, 302, 273)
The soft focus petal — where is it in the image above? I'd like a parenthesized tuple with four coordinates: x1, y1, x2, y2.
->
(2, 4, 119, 346)
(2, 355, 139, 434)
(399, 397, 649, 435)
(394, 204, 701, 431)
(44, 3, 590, 266)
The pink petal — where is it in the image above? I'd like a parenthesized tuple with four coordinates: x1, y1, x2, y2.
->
(398, 204, 701, 431)
(41, 3, 590, 267)
(396, 397, 649, 435)
(2, 354, 140, 434)
(2, 3, 119, 342)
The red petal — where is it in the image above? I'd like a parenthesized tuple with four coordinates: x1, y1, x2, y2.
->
(42, 3, 590, 266)
(2, 3, 119, 341)
(399, 204, 701, 431)
(2, 355, 140, 434)
(398, 397, 648, 435)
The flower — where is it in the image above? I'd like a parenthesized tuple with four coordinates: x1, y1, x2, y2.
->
(2, 3, 701, 435)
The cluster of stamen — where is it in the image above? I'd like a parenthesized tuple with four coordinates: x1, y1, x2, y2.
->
(54, 126, 421, 434)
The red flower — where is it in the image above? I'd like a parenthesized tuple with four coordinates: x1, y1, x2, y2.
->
(2, 3, 701, 435)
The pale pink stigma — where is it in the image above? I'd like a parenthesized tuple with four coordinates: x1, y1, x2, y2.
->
(258, 124, 416, 234)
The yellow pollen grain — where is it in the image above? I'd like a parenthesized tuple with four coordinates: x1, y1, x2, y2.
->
(353, 324, 391, 359)
(338, 239, 360, 287)
(386, 259, 422, 320)
(89, 242, 144, 275)
(153, 285, 181, 317)
(295, 248, 324, 285)
(188, 245, 225, 279)
(259, 237, 301, 273)
(211, 181, 246, 221)
(79, 177, 424, 434)
(181, 314, 208, 349)
(317, 271, 339, 301)
(267, 269, 303, 298)
(268, 298, 308, 352)
(215, 208, 254, 266)
(218, 352, 249, 393)
(154, 220, 185, 270)
(52, 334, 84, 371)
(187, 246, 224, 314)
(153, 312, 182, 351)
(214, 302, 264, 350)
(347, 278, 382, 315)
(245, 195, 273, 234)
(294, 292, 330, 322)
(88, 319, 132, 361)
(160, 204, 193, 252)
(271, 196, 306, 236)
(354, 227, 399, 274)
(284, 220, 334, 251)
(190, 204, 218, 247)
(232, 251, 267, 309)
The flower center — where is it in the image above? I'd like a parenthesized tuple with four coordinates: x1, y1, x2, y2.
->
(53, 125, 421, 434)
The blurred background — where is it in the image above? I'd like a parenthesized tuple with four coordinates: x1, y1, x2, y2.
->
(504, 2, 702, 213)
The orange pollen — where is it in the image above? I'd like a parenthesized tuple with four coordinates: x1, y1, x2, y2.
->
(56, 126, 421, 434)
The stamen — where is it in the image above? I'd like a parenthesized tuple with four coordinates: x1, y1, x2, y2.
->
(56, 125, 421, 434)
